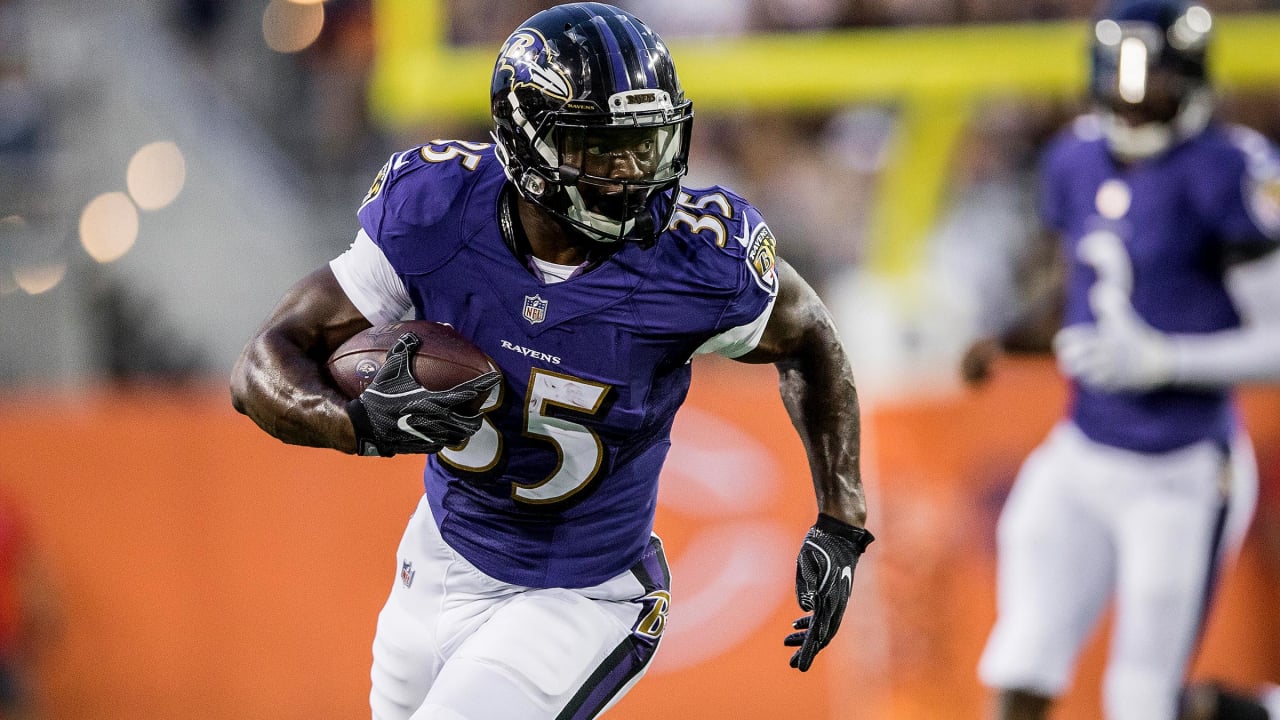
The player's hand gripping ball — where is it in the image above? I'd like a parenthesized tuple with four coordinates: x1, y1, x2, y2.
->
(328, 321, 502, 457)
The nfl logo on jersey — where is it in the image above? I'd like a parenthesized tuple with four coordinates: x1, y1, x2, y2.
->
(400, 560, 415, 588)
(523, 294, 548, 325)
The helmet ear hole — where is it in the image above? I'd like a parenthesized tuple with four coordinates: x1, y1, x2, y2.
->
(490, 2, 693, 244)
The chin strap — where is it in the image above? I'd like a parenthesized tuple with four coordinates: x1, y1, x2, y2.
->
(497, 186, 524, 256)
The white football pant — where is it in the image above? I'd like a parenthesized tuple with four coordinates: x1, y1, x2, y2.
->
(370, 494, 669, 720)
(978, 421, 1257, 720)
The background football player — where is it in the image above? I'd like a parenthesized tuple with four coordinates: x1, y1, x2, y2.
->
(230, 3, 874, 719)
(960, 1, 1280, 719)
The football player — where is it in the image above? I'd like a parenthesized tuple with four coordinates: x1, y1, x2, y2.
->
(229, 3, 874, 719)
(960, 1, 1280, 719)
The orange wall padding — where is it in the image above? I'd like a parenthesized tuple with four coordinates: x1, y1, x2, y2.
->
(0, 357, 1276, 719)
(868, 357, 1280, 720)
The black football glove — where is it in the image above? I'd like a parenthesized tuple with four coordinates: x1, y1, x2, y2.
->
(346, 332, 501, 457)
(784, 513, 874, 672)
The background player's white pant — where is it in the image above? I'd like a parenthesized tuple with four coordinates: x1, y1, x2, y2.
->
(978, 421, 1258, 720)
(370, 494, 669, 720)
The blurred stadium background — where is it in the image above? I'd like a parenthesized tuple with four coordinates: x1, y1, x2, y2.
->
(1, 0, 1278, 718)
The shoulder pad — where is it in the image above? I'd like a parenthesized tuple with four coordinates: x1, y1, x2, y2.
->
(360, 141, 496, 215)
(356, 141, 501, 273)
(667, 186, 778, 295)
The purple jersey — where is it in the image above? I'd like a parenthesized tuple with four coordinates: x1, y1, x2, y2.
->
(356, 141, 778, 588)
(1041, 119, 1280, 452)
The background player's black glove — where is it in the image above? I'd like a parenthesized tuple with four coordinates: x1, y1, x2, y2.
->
(346, 333, 501, 457)
(785, 513, 874, 672)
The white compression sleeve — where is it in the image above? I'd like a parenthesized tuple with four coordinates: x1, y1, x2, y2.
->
(1172, 247, 1280, 387)
(328, 229, 413, 325)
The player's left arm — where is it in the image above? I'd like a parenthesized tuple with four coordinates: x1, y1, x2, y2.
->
(736, 258, 867, 527)
(1056, 243, 1280, 392)
(1173, 136, 1280, 386)
(734, 257, 874, 672)
(1058, 139, 1280, 392)
(1170, 244, 1280, 386)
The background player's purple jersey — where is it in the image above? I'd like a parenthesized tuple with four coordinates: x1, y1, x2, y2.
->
(357, 141, 778, 588)
(1041, 119, 1280, 452)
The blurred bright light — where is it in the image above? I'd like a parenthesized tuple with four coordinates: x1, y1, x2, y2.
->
(13, 261, 66, 295)
(286, 0, 327, 5)
(1117, 37, 1148, 103)
(263, 0, 325, 53)
(5, 214, 69, 294)
(1171, 6, 1212, 50)
(1187, 5, 1212, 33)
(80, 192, 139, 263)
(127, 141, 186, 211)
(1095, 19, 1122, 47)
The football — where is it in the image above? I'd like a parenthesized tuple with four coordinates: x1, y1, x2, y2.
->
(326, 320, 498, 413)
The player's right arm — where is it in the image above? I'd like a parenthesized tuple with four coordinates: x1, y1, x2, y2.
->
(233, 147, 456, 454)
(960, 227, 1067, 386)
(230, 266, 371, 453)
(962, 129, 1081, 387)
